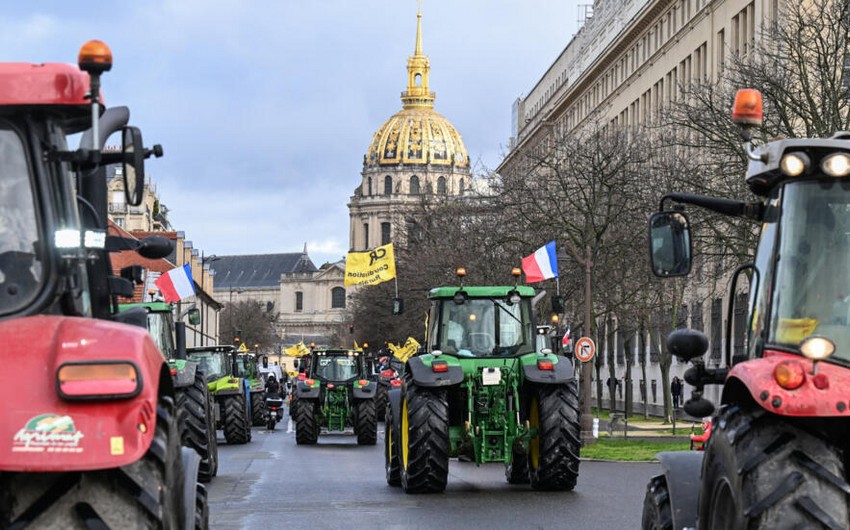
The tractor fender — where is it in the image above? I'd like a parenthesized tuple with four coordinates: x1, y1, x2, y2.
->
(522, 360, 574, 384)
(296, 382, 321, 400)
(171, 360, 198, 389)
(215, 388, 242, 397)
(407, 356, 463, 387)
(655, 451, 703, 530)
(0, 315, 165, 472)
(352, 385, 376, 399)
(387, 387, 402, 435)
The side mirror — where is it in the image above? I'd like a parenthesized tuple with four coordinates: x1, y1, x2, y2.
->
(667, 328, 709, 362)
(262, 355, 269, 368)
(648, 211, 692, 277)
(187, 307, 201, 326)
(122, 126, 146, 206)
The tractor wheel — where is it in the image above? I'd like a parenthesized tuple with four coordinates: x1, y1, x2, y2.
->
(505, 444, 530, 484)
(194, 482, 209, 530)
(642, 474, 673, 530)
(0, 396, 186, 529)
(376, 384, 388, 421)
(295, 399, 319, 445)
(698, 405, 850, 530)
(175, 369, 218, 482)
(355, 398, 378, 445)
(528, 382, 581, 491)
(222, 393, 251, 444)
(251, 391, 266, 426)
(400, 383, 449, 494)
(385, 400, 401, 486)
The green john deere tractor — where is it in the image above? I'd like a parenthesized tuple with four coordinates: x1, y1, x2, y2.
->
(385, 272, 581, 493)
(236, 352, 267, 426)
(120, 301, 219, 482)
(188, 345, 253, 445)
(294, 348, 378, 445)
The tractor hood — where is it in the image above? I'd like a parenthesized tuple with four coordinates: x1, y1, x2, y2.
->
(0, 315, 166, 472)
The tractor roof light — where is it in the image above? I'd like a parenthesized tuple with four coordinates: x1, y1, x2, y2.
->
(821, 153, 850, 177)
(456, 267, 467, 278)
(732, 88, 763, 127)
(78, 40, 113, 75)
(800, 336, 835, 361)
(780, 152, 810, 177)
(774, 360, 805, 390)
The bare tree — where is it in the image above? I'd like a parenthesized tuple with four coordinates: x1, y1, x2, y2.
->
(219, 300, 279, 353)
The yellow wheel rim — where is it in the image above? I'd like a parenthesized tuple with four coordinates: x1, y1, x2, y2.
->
(401, 397, 410, 469)
(529, 397, 540, 470)
(387, 420, 393, 461)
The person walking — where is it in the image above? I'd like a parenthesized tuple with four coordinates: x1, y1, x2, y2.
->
(671, 376, 683, 409)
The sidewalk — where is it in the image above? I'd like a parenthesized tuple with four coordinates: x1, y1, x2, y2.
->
(596, 412, 699, 442)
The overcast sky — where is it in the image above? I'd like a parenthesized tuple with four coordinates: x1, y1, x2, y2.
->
(2, 1, 580, 265)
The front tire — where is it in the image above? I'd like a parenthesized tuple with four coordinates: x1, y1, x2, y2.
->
(222, 393, 251, 444)
(295, 399, 319, 445)
(528, 382, 581, 491)
(400, 383, 449, 494)
(642, 474, 673, 530)
(385, 399, 401, 486)
(251, 391, 266, 426)
(698, 405, 850, 530)
(175, 370, 218, 482)
(0, 396, 186, 529)
(355, 399, 378, 445)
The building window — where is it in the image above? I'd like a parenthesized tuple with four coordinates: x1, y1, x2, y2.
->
(331, 287, 346, 309)
(381, 222, 391, 246)
(437, 176, 447, 194)
(363, 223, 369, 250)
(459, 178, 465, 194)
(368, 176, 372, 196)
(384, 175, 392, 195)
(410, 175, 420, 194)
(295, 291, 303, 312)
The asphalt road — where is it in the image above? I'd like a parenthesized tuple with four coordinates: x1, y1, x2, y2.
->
(208, 417, 659, 529)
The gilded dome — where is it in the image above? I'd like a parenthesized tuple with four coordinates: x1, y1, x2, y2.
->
(365, 107, 468, 168)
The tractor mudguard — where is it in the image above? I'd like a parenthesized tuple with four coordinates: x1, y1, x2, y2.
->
(387, 387, 402, 434)
(522, 361, 574, 384)
(407, 356, 464, 387)
(0, 315, 165, 472)
(352, 385, 376, 399)
(296, 382, 321, 400)
(215, 388, 242, 396)
(655, 451, 703, 529)
(170, 359, 198, 389)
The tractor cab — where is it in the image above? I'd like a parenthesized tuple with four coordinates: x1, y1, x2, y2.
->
(311, 349, 363, 383)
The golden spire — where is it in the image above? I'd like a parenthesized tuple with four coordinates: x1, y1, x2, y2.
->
(401, 0, 435, 109)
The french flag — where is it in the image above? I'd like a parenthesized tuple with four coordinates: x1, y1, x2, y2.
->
(521, 241, 558, 283)
(154, 264, 195, 303)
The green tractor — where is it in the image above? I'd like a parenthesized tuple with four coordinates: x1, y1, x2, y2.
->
(236, 352, 267, 426)
(385, 271, 581, 493)
(294, 348, 378, 445)
(188, 345, 253, 445)
(120, 301, 219, 483)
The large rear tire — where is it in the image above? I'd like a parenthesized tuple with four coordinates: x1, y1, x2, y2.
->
(528, 382, 581, 491)
(505, 443, 530, 484)
(698, 405, 850, 530)
(222, 393, 251, 445)
(400, 383, 449, 494)
(385, 399, 401, 486)
(175, 370, 218, 482)
(375, 383, 388, 421)
(642, 474, 673, 530)
(0, 396, 186, 529)
(251, 391, 266, 426)
(295, 399, 319, 445)
(355, 399, 378, 445)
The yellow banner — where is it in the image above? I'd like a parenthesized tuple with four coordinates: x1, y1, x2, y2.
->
(237, 342, 249, 352)
(284, 341, 311, 358)
(344, 243, 396, 287)
(389, 337, 421, 362)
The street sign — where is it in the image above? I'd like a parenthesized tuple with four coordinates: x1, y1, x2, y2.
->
(574, 336, 596, 363)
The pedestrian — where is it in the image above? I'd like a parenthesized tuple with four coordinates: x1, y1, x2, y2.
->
(671, 376, 683, 409)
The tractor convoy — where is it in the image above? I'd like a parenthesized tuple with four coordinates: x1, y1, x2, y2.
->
(642, 89, 850, 529)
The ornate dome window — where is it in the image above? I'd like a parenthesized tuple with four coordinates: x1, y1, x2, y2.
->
(410, 175, 420, 194)
(384, 176, 392, 196)
(437, 176, 447, 195)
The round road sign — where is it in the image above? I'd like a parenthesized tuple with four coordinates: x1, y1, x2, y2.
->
(574, 337, 596, 363)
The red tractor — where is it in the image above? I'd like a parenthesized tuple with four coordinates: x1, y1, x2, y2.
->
(642, 89, 850, 529)
(0, 41, 205, 528)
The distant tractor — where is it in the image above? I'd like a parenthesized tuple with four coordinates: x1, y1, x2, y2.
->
(385, 269, 580, 493)
(294, 348, 378, 445)
(188, 345, 253, 445)
(237, 351, 267, 426)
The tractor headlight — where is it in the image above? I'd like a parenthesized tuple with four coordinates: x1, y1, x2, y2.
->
(800, 336, 835, 361)
(821, 153, 850, 177)
(780, 152, 809, 177)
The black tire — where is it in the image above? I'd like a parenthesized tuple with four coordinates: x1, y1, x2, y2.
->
(295, 399, 319, 445)
(505, 444, 530, 484)
(698, 405, 850, 530)
(251, 391, 266, 426)
(222, 393, 251, 444)
(385, 400, 401, 486)
(642, 474, 673, 530)
(194, 482, 209, 530)
(175, 370, 218, 483)
(376, 383, 388, 421)
(355, 398, 378, 445)
(0, 396, 186, 529)
(528, 382, 581, 491)
(400, 383, 449, 494)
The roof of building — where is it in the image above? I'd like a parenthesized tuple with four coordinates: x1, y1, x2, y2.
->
(210, 252, 318, 289)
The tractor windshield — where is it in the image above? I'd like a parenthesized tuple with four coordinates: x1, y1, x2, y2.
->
(314, 354, 358, 382)
(771, 180, 850, 362)
(187, 351, 229, 380)
(145, 311, 175, 358)
(436, 298, 533, 357)
(0, 126, 44, 313)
